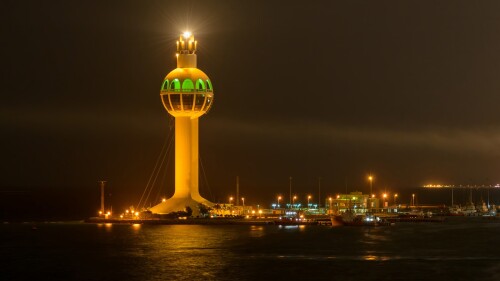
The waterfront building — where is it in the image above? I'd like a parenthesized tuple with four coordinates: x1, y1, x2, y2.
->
(326, 192, 380, 214)
(149, 32, 214, 216)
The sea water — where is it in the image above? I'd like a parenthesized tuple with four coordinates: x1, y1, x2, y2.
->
(1, 217, 499, 281)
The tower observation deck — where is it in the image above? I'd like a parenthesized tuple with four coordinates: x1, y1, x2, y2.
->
(150, 32, 214, 216)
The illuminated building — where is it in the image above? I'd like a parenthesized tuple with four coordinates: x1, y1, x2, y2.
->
(326, 192, 380, 214)
(150, 32, 214, 216)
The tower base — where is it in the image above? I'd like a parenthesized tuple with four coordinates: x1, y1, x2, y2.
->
(149, 196, 213, 217)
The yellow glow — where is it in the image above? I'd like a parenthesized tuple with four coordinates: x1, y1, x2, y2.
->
(107, 211, 111, 215)
(336, 195, 340, 199)
(258, 210, 263, 214)
(308, 195, 311, 199)
(162, 198, 166, 202)
(383, 193, 387, 198)
(372, 194, 375, 198)
(98, 211, 102, 215)
(183, 31, 192, 38)
(135, 212, 139, 216)
(394, 194, 398, 197)
(278, 196, 282, 200)
(252, 210, 255, 214)
(120, 215, 123, 219)
(329, 197, 332, 201)
(368, 176, 373, 181)
(293, 196, 297, 200)
(125, 210, 129, 213)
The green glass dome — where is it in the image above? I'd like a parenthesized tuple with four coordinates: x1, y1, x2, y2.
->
(160, 68, 214, 118)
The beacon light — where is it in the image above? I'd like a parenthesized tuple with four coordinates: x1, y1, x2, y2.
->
(183, 31, 192, 38)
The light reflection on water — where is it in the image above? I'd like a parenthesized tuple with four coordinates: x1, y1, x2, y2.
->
(1, 218, 499, 281)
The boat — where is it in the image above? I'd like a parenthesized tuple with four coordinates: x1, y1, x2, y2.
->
(331, 211, 393, 227)
(384, 210, 445, 223)
(274, 216, 317, 226)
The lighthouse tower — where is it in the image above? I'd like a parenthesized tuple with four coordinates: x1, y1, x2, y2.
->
(150, 32, 214, 215)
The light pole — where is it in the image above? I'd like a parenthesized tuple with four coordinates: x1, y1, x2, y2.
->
(329, 197, 332, 214)
(394, 194, 398, 205)
(241, 197, 245, 206)
(289, 177, 292, 210)
(292, 196, 297, 209)
(412, 194, 415, 207)
(383, 193, 388, 212)
(277, 196, 282, 209)
(368, 175, 373, 197)
(318, 177, 322, 209)
(307, 195, 311, 209)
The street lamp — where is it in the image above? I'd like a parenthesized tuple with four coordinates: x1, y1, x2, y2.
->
(307, 195, 311, 208)
(368, 175, 373, 196)
(277, 196, 282, 208)
(394, 194, 398, 205)
(329, 197, 333, 213)
(383, 193, 388, 211)
(412, 194, 415, 207)
(292, 196, 297, 209)
(241, 197, 245, 206)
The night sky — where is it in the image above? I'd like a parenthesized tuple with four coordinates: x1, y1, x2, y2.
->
(2, 1, 500, 219)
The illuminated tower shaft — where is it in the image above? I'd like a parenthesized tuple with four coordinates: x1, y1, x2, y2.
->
(150, 32, 214, 215)
(174, 117, 201, 200)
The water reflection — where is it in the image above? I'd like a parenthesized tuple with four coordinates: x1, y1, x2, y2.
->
(122, 225, 242, 281)
(249, 225, 265, 238)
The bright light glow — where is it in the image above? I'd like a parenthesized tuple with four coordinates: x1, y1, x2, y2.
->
(308, 195, 311, 199)
(125, 210, 129, 213)
(162, 198, 166, 202)
(368, 176, 373, 181)
(183, 31, 192, 38)
(135, 212, 139, 216)
(383, 193, 387, 198)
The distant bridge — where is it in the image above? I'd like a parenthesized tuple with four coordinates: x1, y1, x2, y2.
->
(423, 184, 500, 189)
